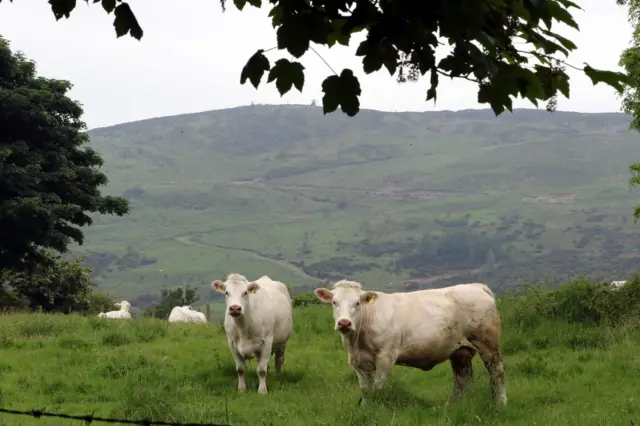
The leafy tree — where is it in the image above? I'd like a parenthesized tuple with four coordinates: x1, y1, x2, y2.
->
(144, 286, 200, 319)
(6, 1, 627, 117)
(0, 36, 129, 271)
(86, 291, 117, 315)
(619, 0, 640, 220)
(0, 251, 97, 313)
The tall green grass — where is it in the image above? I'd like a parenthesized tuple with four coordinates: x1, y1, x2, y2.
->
(0, 277, 639, 425)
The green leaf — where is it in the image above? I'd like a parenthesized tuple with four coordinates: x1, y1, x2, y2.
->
(268, 5, 283, 26)
(233, 0, 247, 10)
(327, 19, 351, 48)
(360, 43, 383, 74)
(541, 29, 577, 52)
(267, 59, 305, 95)
(583, 65, 628, 93)
(49, 0, 76, 20)
(277, 18, 311, 58)
(547, 1, 580, 30)
(321, 69, 361, 117)
(240, 50, 271, 89)
(113, 3, 143, 40)
(556, 73, 570, 98)
(321, 75, 341, 114)
(101, 0, 116, 14)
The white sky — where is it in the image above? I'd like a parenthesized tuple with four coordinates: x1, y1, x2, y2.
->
(0, 1, 632, 129)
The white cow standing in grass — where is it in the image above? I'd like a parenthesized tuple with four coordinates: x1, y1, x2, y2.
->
(168, 305, 207, 323)
(212, 273, 293, 394)
(314, 280, 507, 406)
(97, 301, 132, 319)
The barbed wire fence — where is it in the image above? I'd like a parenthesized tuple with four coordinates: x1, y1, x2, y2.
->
(0, 407, 230, 425)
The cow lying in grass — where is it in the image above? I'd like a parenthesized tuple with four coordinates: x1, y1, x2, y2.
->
(168, 305, 207, 323)
(314, 280, 507, 406)
(97, 301, 132, 319)
(212, 273, 293, 394)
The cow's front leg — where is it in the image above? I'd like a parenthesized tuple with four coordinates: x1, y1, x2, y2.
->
(256, 337, 273, 394)
(372, 351, 395, 390)
(228, 339, 247, 392)
(354, 367, 373, 405)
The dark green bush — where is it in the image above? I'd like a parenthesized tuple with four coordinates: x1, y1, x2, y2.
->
(292, 291, 323, 308)
(500, 275, 640, 329)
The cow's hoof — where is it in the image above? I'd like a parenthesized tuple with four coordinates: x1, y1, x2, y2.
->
(357, 396, 365, 406)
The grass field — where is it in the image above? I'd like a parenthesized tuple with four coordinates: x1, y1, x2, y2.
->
(0, 279, 639, 426)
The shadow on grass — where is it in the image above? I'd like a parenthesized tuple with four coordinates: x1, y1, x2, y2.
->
(369, 383, 437, 410)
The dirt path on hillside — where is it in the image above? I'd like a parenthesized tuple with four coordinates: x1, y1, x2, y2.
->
(233, 180, 486, 200)
(173, 234, 323, 283)
(174, 234, 489, 290)
(402, 265, 489, 286)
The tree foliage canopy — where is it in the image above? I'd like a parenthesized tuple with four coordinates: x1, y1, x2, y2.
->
(618, 0, 640, 219)
(11, 0, 628, 117)
(0, 36, 129, 271)
(144, 286, 201, 319)
(0, 251, 97, 313)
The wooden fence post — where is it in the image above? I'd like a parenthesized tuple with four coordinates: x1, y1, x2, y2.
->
(204, 304, 211, 321)
(151, 305, 156, 319)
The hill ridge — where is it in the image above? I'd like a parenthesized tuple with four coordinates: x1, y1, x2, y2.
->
(77, 104, 640, 310)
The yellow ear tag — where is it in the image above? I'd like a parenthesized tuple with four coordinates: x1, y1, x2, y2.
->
(250, 287, 257, 294)
(369, 298, 375, 304)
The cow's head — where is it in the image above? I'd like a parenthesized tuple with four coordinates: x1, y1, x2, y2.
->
(314, 280, 378, 334)
(114, 301, 131, 312)
(212, 273, 260, 318)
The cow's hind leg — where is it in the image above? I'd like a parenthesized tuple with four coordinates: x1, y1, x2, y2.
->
(447, 346, 476, 405)
(469, 329, 507, 406)
(274, 346, 286, 373)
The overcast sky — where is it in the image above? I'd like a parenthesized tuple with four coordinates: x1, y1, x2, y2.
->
(0, 1, 632, 129)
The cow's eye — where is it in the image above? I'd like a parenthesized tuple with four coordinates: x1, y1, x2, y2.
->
(224, 291, 229, 296)
(332, 300, 337, 306)
(242, 291, 248, 297)
(354, 301, 360, 308)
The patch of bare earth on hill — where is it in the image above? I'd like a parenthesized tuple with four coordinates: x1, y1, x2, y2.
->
(522, 193, 576, 205)
(230, 178, 264, 185)
(257, 183, 485, 200)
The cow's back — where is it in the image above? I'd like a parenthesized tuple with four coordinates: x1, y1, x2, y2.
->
(408, 283, 498, 329)
(361, 283, 499, 364)
(168, 307, 186, 322)
(255, 276, 292, 345)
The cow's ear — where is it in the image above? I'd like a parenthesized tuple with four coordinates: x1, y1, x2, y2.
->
(212, 280, 226, 293)
(360, 292, 378, 305)
(314, 288, 333, 303)
(247, 282, 260, 294)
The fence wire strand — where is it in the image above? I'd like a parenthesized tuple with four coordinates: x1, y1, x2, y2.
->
(0, 407, 229, 425)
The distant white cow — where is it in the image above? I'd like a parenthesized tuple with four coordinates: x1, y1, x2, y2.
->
(610, 280, 627, 290)
(212, 273, 293, 393)
(314, 280, 507, 406)
(98, 301, 132, 319)
(168, 305, 207, 323)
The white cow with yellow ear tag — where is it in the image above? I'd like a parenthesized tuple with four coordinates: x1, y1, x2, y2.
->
(211, 273, 293, 394)
(314, 279, 507, 407)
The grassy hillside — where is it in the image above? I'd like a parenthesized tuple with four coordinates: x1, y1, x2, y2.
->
(77, 105, 640, 308)
(0, 279, 639, 425)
